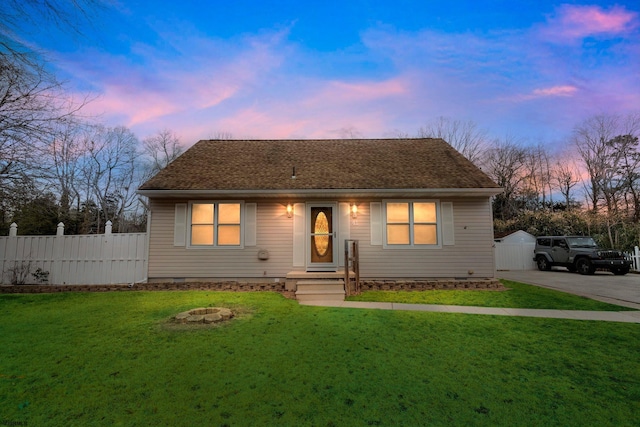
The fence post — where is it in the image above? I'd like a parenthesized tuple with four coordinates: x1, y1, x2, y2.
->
(2, 223, 18, 284)
(103, 221, 114, 284)
(51, 223, 65, 284)
(635, 246, 640, 271)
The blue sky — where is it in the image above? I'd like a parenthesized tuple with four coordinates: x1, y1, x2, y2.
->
(25, 1, 640, 147)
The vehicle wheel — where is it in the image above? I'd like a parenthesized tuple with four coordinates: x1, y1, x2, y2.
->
(536, 256, 551, 271)
(576, 258, 595, 275)
(612, 267, 629, 276)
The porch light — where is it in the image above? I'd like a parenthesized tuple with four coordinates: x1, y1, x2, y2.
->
(351, 203, 358, 219)
(286, 203, 293, 218)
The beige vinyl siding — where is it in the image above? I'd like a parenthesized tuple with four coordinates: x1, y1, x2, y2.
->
(148, 197, 495, 280)
(353, 199, 495, 278)
(148, 199, 293, 279)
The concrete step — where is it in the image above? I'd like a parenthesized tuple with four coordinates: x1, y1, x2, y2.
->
(295, 280, 345, 291)
(295, 279, 345, 302)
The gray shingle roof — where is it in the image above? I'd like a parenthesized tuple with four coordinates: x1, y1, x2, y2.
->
(138, 138, 499, 191)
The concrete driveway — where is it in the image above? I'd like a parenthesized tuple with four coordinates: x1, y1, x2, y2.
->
(497, 269, 640, 309)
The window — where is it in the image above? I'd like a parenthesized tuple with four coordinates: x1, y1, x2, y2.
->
(189, 202, 242, 247)
(537, 238, 551, 247)
(553, 239, 568, 249)
(384, 201, 439, 247)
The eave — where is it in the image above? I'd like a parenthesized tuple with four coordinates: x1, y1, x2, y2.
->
(137, 187, 503, 200)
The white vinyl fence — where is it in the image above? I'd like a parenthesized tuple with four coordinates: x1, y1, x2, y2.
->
(494, 242, 536, 271)
(0, 222, 147, 285)
(626, 246, 640, 272)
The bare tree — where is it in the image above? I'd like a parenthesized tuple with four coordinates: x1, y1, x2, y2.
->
(573, 113, 640, 246)
(0, 56, 84, 183)
(519, 144, 554, 210)
(609, 133, 640, 221)
(479, 136, 527, 220)
(45, 120, 91, 221)
(552, 153, 580, 210)
(617, 114, 640, 221)
(82, 125, 141, 232)
(142, 129, 183, 177)
(573, 113, 640, 215)
(573, 114, 620, 213)
(418, 117, 488, 164)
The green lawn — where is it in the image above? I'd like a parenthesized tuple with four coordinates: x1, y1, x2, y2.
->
(347, 279, 637, 311)
(1, 290, 639, 426)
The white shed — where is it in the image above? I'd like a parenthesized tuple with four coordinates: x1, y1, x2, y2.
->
(494, 230, 536, 270)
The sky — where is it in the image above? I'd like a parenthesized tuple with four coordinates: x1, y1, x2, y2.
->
(22, 0, 640, 148)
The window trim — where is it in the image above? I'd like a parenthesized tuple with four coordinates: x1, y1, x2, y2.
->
(382, 200, 442, 249)
(187, 201, 244, 249)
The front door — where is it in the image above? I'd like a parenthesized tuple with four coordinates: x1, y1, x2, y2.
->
(307, 203, 337, 271)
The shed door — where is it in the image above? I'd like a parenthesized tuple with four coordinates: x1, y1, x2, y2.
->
(308, 204, 337, 271)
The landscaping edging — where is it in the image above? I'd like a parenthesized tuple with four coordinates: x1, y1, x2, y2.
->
(0, 278, 505, 294)
(359, 278, 505, 291)
(0, 281, 287, 294)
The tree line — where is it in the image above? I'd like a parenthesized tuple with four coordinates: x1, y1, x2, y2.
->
(0, 115, 183, 235)
(419, 114, 640, 251)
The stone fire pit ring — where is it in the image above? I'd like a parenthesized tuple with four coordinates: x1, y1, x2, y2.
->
(173, 307, 234, 324)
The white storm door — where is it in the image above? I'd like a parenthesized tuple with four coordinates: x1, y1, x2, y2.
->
(307, 203, 337, 271)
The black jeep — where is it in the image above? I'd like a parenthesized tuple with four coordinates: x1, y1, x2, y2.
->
(533, 236, 631, 275)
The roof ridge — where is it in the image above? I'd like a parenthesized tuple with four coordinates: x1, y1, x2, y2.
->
(197, 137, 445, 142)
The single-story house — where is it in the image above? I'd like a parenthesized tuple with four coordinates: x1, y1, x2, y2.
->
(137, 138, 502, 298)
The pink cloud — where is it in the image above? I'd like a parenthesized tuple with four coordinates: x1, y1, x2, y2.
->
(215, 108, 310, 139)
(83, 86, 179, 125)
(531, 85, 578, 97)
(543, 5, 638, 41)
(181, 76, 413, 141)
(61, 29, 288, 130)
(503, 84, 579, 103)
(303, 78, 407, 108)
(211, 102, 395, 140)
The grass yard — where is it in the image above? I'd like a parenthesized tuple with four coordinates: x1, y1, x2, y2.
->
(1, 289, 639, 426)
(347, 279, 637, 311)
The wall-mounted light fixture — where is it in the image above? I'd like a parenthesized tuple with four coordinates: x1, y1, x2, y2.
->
(351, 203, 358, 219)
(286, 203, 293, 218)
